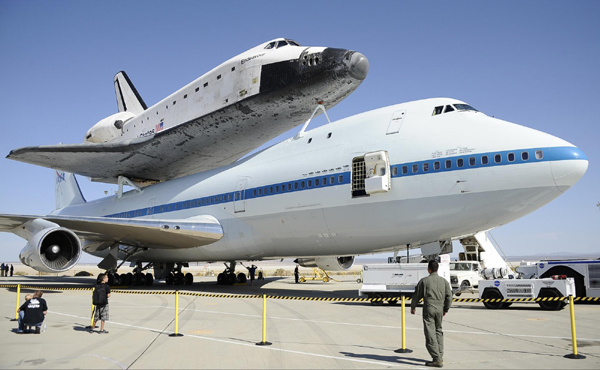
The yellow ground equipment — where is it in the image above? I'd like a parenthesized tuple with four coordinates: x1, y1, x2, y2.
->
(299, 268, 340, 283)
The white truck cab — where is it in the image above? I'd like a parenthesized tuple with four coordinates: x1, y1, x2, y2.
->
(450, 261, 481, 295)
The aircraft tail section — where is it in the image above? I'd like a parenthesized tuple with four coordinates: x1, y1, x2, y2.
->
(55, 171, 86, 210)
(114, 71, 148, 115)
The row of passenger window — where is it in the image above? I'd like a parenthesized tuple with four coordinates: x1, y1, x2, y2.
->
(392, 150, 544, 176)
(111, 174, 349, 217)
(251, 175, 345, 197)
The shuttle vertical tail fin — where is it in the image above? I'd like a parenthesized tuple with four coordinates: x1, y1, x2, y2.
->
(55, 171, 86, 210)
(114, 71, 148, 115)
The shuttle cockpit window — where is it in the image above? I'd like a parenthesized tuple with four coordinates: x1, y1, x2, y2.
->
(454, 104, 479, 112)
(286, 39, 301, 46)
(276, 40, 288, 48)
(264, 42, 277, 50)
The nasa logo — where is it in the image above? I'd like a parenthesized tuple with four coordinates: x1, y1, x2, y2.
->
(56, 171, 66, 184)
(539, 263, 545, 269)
(494, 280, 500, 287)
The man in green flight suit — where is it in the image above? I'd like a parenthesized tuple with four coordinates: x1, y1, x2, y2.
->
(410, 260, 452, 367)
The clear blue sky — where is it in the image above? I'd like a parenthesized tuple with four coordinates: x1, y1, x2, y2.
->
(0, 1, 598, 263)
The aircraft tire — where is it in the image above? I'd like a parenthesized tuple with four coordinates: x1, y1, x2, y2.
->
(185, 273, 194, 285)
(227, 273, 237, 285)
(145, 273, 154, 286)
(166, 273, 174, 285)
(237, 273, 247, 284)
(134, 273, 145, 286)
(126, 273, 133, 286)
(175, 272, 184, 285)
(120, 273, 129, 286)
(217, 273, 224, 285)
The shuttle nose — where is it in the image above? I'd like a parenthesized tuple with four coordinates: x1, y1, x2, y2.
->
(549, 146, 588, 192)
(348, 52, 369, 80)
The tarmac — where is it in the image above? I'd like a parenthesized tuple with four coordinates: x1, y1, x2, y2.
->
(1, 275, 599, 369)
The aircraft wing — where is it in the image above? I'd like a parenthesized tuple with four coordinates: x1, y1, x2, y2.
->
(0, 213, 223, 249)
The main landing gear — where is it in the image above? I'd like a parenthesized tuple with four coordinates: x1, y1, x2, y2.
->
(165, 263, 194, 286)
(106, 262, 154, 287)
(217, 261, 247, 285)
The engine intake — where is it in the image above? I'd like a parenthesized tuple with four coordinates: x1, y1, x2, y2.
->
(19, 227, 82, 273)
(294, 256, 355, 271)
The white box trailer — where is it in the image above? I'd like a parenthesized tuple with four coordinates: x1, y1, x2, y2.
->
(478, 277, 575, 310)
(359, 255, 450, 306)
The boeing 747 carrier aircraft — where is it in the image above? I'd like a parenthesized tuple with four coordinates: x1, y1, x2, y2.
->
(0, 98, 587, 286)
(7, 38, 369, 186)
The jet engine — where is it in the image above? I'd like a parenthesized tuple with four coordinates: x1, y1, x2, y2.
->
(84, 111, 135, 143)
(294, 256, 355, 271)
(19, 227, 82, 273)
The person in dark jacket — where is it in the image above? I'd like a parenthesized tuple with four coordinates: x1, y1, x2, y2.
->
(408, 260, 452, 368)
(17, 291, 47, 334)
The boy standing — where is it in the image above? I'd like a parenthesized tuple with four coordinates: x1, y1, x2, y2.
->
(91, 273, 111, 334)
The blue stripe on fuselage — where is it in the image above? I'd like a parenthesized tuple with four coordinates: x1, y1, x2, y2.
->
(104, 146, 586, 219)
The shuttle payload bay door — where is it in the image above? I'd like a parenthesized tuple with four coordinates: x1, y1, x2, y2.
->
(234, 178, 247, 213)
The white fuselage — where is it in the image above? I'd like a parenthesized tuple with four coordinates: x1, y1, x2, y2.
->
(60, 98, 588, 263)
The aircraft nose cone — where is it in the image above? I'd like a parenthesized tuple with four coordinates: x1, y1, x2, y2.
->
(550, 147, 588, 192)
(348, 52, 369, 80)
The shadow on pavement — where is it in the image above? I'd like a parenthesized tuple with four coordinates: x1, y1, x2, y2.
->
(339, 351, 427, 366)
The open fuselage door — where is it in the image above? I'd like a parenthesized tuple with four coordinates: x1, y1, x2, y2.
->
(351, 151, 391, 198)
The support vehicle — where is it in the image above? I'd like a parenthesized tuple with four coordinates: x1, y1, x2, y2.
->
(359, 255, 451, 306)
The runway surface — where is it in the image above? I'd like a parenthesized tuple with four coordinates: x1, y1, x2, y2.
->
(1, 275, 599, 369)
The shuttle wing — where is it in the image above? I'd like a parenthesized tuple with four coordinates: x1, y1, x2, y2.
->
(6, 94, 316, 184)
(0, 213, 223, 249)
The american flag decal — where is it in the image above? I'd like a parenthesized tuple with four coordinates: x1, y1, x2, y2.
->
(156, 122, 164, 132)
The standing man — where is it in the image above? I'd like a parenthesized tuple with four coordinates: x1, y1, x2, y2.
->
(1, 263, 4, 277)
(10, 264, 14, 277)
(409, 260, 452, 368)
(90, 273, 111, 334)
(246, 264, 257, 285)
(294, 265, 300, 283)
